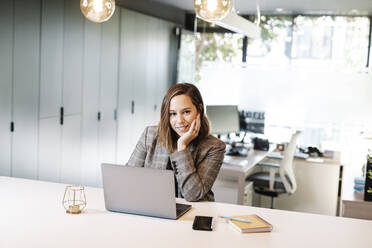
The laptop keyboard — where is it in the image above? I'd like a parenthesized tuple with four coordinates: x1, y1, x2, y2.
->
(176, 203, 191, 216)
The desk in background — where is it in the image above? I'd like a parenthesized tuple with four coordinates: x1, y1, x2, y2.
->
(1, 176, 371, 248)
(213, 145, 275, 205)
(341, 167, 372, 220)
(272, 154, 342, 216)
(214, 148, 343, 217)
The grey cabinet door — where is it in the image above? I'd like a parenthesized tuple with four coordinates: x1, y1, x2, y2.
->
(154, 19, 170, 123)
(0, 0, 13, 176)
(116, 9, 178, 164)
(131, 12, 147, 149)
(117, 9, 136, 164)
(144, 16, 158, 126)
(60, 115, 81, 185)
(58, 0, 84, 185)
(97, 9, 121, 186)
(81, 9, 121, 187)
(63, 0, 84, 116)
(81, 20, 101, 187)
(38, 0, 64, 182)
(38, 117, 61, 182)
(12, 0, 40, 179)
(39, 0, 63, 119)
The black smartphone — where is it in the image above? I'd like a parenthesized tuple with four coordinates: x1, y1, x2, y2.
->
(192, 216, 214, 231)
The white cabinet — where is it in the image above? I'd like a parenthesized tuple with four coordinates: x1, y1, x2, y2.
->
(39, 0, 83, 184)
(38, 118, 61, 182)
(0, 0, 13, 176)
(81, 9, 120, 186)
(0, 3, 177, 186)
(117, 9, 137, 164)
(131, 12, 147, 148)
(80, 9, 120, 187)
(81, 20, 101, 187)
(61, 115, 82, 185)
(39, 0, 63, 119)
(117, 10, 177, 164)
(97, 10, 121, 186)
(144, 17, 157, 126)
(12, 0, 40, 179)
(38, 0, 64, 182)
(63, 0, 84, 116)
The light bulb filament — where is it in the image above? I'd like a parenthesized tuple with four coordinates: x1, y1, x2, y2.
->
(93, 0, 103, 13)
(207, 0, 218, 11)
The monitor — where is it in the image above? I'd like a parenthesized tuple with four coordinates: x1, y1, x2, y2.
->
(206, 105, 240, 134)
(239, 110, 265, 134)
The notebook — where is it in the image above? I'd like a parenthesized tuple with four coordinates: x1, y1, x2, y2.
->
(229, 214, 273, 233)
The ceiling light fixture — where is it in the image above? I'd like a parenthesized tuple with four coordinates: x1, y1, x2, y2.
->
(80, 0, 115, 23)
(194, 0, 232, 21)
(194, 0, 261, 39)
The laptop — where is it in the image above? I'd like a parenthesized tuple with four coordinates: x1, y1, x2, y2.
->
(101, 163, 192, 219)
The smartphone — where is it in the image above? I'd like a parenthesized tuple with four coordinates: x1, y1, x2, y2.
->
(192, 216, 214, 231)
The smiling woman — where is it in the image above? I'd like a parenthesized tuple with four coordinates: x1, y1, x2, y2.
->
(125, 83, 226, 202)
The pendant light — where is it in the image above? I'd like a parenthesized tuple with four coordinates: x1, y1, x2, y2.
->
(194, 0, 231, 21)
(80, 0, 115, 23)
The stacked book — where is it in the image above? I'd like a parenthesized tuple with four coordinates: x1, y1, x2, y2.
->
(354, 177, 365, 193)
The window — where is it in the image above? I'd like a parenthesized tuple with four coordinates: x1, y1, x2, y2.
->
(243, 15, 370, 70)
(245, 16, 293, 67)
(194, 18, 244, 82)
(291, 16, 370, 69)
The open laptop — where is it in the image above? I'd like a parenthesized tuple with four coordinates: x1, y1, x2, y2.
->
(101, 163, 192, 219)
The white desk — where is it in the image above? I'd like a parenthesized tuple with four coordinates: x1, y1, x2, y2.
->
(272, 155, 342, 216)
(341, 168, 372, 220)
(214, 146, 275, 205)
(1, 176, 371, 248)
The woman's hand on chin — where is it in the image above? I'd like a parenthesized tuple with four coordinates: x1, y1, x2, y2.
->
(177, 114, 200, 152)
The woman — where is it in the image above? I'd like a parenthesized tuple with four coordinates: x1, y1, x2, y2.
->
(126, 83, 226, 202)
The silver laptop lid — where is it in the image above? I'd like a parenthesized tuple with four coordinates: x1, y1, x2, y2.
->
(101, 163, 177, 219)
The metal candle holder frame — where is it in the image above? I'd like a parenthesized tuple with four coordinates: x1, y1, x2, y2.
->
(62, 185, 87, 214)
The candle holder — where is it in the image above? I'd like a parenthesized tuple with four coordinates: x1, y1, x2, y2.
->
(62, 185, 87, 214)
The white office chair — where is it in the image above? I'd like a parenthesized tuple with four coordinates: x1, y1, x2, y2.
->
(247, 131, 301, 209)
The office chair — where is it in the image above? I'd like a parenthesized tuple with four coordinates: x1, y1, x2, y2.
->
(247, 131, 301, 209)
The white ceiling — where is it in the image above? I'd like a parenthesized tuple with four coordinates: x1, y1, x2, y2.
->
(150, 0, 372, 16)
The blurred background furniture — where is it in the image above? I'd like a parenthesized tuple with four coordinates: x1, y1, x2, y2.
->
(247, 131, 301, 209)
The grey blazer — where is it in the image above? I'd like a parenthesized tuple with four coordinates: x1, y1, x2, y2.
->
(126, 126, 226, 202)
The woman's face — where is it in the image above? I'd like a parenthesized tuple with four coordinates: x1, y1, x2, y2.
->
(169, 94, 199, 137)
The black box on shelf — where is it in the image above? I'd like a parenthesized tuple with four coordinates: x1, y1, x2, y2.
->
(364, 154, 372, 201)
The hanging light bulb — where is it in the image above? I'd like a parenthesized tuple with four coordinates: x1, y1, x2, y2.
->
(80, 0, 115, 23)
(194, 0, 231, 21)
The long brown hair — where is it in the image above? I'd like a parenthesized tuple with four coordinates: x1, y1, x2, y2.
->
(158, 83, 210, 151)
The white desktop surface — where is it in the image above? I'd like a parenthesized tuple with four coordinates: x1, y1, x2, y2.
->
(1, 176, 371, 248)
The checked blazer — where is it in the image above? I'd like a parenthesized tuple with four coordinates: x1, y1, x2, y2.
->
(126, 125, 226, 202)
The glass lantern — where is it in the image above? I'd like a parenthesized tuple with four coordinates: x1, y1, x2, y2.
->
(62, 185, 87, 214)
(80, 0, 115, 23)
(194, 0, 231, 21)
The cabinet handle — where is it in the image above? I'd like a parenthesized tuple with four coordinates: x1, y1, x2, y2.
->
(60, 107, 64, 125)
(10, 122, 14, 132)
(131, 101, 135, 114)
(114, 109, 118, 120)
(98, 112, 101, 121)
(154, 104, 157, 111)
